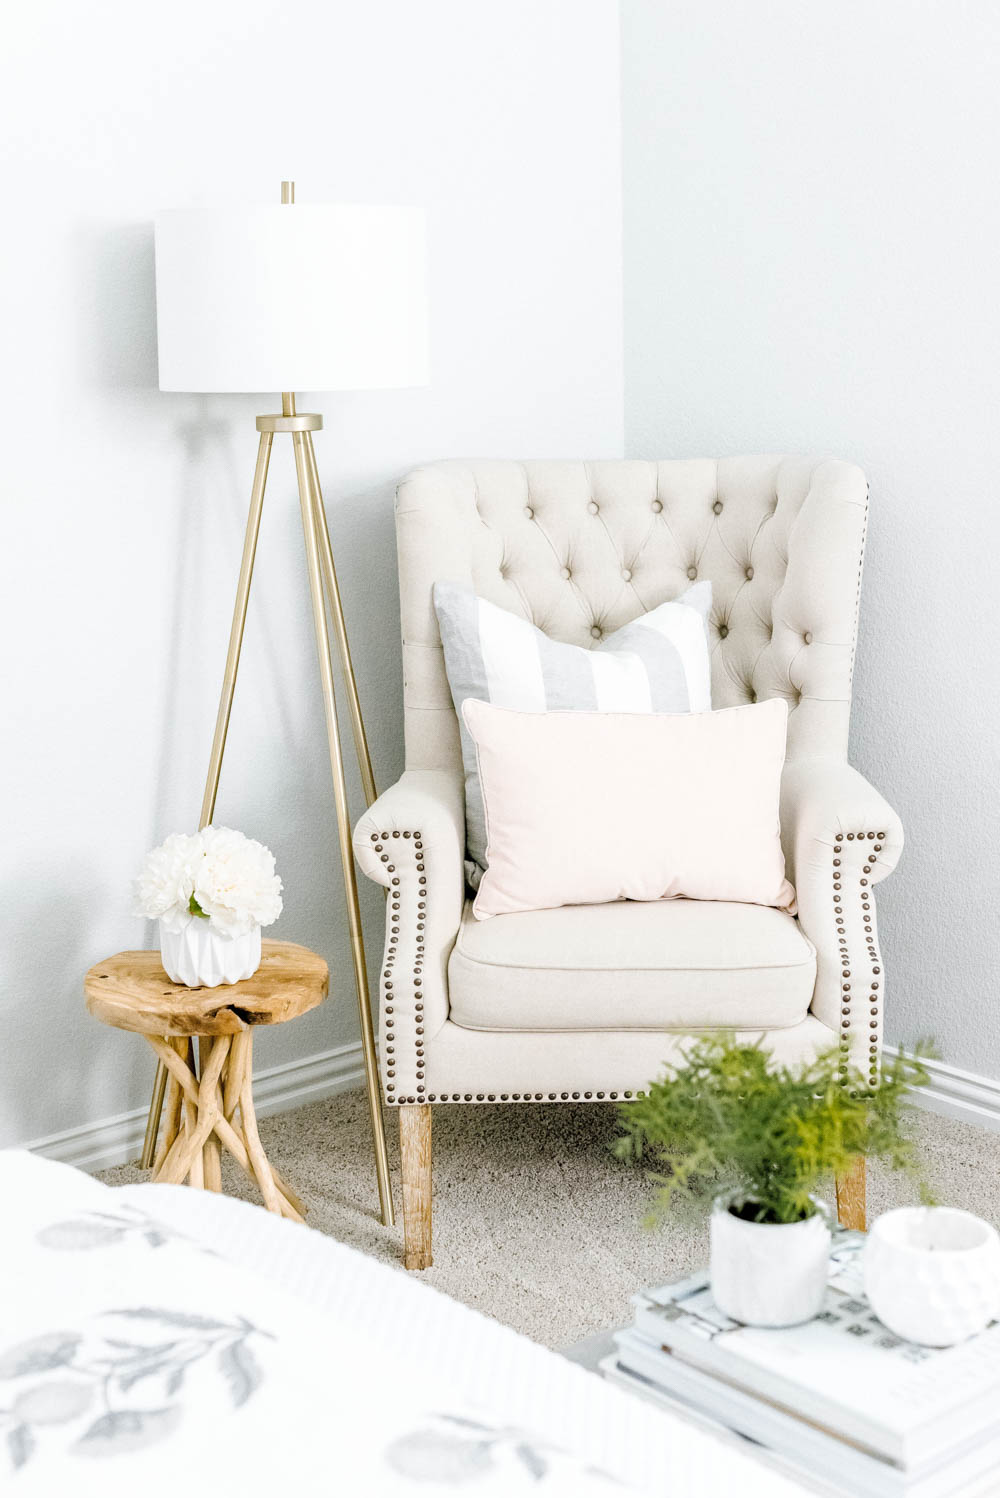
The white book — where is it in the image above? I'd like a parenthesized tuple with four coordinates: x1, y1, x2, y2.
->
(610, 1331, 1000, 1498)
(631, 1235, 1000, 1468)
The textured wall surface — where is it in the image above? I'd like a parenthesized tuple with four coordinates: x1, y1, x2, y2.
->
(622, 0, 1000, 1074)
(0, 0, 624, 1145)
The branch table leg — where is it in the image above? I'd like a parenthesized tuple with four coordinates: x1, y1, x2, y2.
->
(199, 1035, 223, 1191)
(141, 1030, 304, 1221)
(153, 1037, 184, 1173)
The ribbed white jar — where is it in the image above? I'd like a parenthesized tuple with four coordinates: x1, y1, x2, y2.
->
(159, 919, 261, 987)
(865, 1207, 1000, 1347)
(710, 1194, 832, 1327)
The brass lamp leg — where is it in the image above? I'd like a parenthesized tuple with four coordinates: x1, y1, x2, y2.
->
(139, 1064, 169, 1172)
(198, 431, 274, 830)
(293, 431, 395, 1227)
(303, 434, 377, 809)
(139, 432, 273, 1170)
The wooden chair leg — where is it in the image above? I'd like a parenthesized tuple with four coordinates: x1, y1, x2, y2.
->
(399, 1104, 432, 1270)
(835, 1156, 866, 1230)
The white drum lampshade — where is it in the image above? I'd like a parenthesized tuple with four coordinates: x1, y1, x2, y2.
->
(154, 204, 428, 393)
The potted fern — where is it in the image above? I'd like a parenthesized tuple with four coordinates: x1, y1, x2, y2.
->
(615, 1036, 932, 1328)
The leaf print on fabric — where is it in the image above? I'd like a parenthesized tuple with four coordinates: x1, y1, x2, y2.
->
(6, 1425, 34, 1471)
(515, 1442, 548, 1480)
(0, 1333, 81, 1380)
(116, 1360, 175, 1394)
(37, 1207, 183, 1254)
(218, 1339, 261, 1408)
(108, 1308, 231, 1332)
(12, 1381, 92, 1426)
(73, 1406, 183, 1458)
(386, 1430, 495, 1484)
(0, 1308, 273, 1473)
(388, 1415, 588, 1487)
(36, 1220, 127, 1251)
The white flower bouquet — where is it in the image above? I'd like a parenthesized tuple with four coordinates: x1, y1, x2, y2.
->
(136, 827, 283, 987)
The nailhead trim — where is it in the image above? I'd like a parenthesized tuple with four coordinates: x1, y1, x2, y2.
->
(832, 833, 883, 1079)
(374, 825, 644, 1106)
(374, 823, 877, 1104)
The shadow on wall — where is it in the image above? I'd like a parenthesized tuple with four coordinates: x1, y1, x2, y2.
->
(73, 223, 310, 842)
(0, 869, 138, 1146)
(75, 223, 159, 390)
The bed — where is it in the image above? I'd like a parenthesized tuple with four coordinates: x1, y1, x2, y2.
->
(0, 1150, 810, 1494)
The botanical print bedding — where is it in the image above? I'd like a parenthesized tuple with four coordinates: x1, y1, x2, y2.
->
(0, 1153, 627, 1495)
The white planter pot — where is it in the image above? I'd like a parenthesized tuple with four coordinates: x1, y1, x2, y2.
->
(159, 919, 261, 988)
(710, 1195, 832, 1327)
(864, 1207, 1000, 1347)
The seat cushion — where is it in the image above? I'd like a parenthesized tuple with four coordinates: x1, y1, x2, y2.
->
(448, 898, 816, 1032)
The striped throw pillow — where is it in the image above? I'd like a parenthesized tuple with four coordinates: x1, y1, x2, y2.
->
(433, 580, 712, 884)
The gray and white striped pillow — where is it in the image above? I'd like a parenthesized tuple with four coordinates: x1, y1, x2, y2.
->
(433, 580, 713, 885)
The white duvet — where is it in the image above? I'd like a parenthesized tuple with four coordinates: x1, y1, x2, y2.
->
(0, 1151, 809, 1496)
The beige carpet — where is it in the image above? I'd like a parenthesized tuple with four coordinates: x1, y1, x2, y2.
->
(100, 1092, 1000, 1350)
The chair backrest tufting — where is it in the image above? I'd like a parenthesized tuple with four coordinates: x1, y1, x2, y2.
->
(395, 455, 869, 772)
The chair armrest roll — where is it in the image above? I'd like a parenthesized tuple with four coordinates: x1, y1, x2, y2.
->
(780, 760, 903, 1070)
(354, 770, 466, 1103)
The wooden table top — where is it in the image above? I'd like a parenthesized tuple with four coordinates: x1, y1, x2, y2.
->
(84, 940, 329, 1037)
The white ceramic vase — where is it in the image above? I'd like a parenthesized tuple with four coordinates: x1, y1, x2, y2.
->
(864, 1207, 1000, 1347)
(710, 1194, 832, 1327)
(159, 918, 261, 988)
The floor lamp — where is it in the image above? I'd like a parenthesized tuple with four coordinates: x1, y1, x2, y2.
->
(140, 183, 428, 1228)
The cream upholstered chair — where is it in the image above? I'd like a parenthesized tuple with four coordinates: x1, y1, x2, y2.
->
(353, 457, 903, 1269)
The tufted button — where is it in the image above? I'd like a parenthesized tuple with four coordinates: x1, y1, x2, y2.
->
(587, 500, 599, 515)
(590, 625, 602, 639)
(718, 624, 729, 639)
(804, 631, 813, 644)
(622, 568, 632, 582)
(687, 565, 697, 580)
(745, 565, 754, 581)
(524, 506, 534, 519)
(651, 499, 662, 513)
(713, 500, 723, 515)
(560, 566, 571, 580)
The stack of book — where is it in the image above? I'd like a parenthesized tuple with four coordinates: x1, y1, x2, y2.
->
(601, 1233, 1000, 1498)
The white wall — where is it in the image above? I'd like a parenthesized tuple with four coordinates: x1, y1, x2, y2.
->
(0, 0, 623, 1148)
(622, 1, 1000, 1076)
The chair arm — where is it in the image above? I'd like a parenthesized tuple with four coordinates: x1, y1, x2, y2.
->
(780, 760, 903, 1073)
(354, 770, 466, 1105)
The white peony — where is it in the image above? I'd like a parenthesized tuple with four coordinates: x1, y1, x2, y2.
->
(135, 827, 282, 939)
(133, 831, 200, 934)
(192, 825, 283, 938)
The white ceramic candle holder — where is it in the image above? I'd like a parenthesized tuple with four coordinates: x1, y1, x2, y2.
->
(864, 1207, 1000, 1347)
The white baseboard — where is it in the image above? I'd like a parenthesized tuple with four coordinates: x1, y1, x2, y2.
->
(885, 1047, 1000, 1134)
(24, 1039, 1000, 1176)
(25, 1041, 365, 1175)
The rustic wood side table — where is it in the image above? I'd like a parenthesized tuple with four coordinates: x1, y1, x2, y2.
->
(85, 939, 328, 1221)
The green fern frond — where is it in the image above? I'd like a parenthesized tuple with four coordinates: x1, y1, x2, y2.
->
(613, 1033, 934, 1225)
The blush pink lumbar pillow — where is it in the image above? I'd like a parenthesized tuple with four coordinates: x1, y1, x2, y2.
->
(463, 697, 796, 920)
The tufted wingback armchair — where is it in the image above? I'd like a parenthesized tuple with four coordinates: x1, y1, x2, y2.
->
(354, 457, 903, 1269)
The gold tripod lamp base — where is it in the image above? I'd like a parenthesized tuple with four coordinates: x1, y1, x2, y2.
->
(138, 385, 394, 1228)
